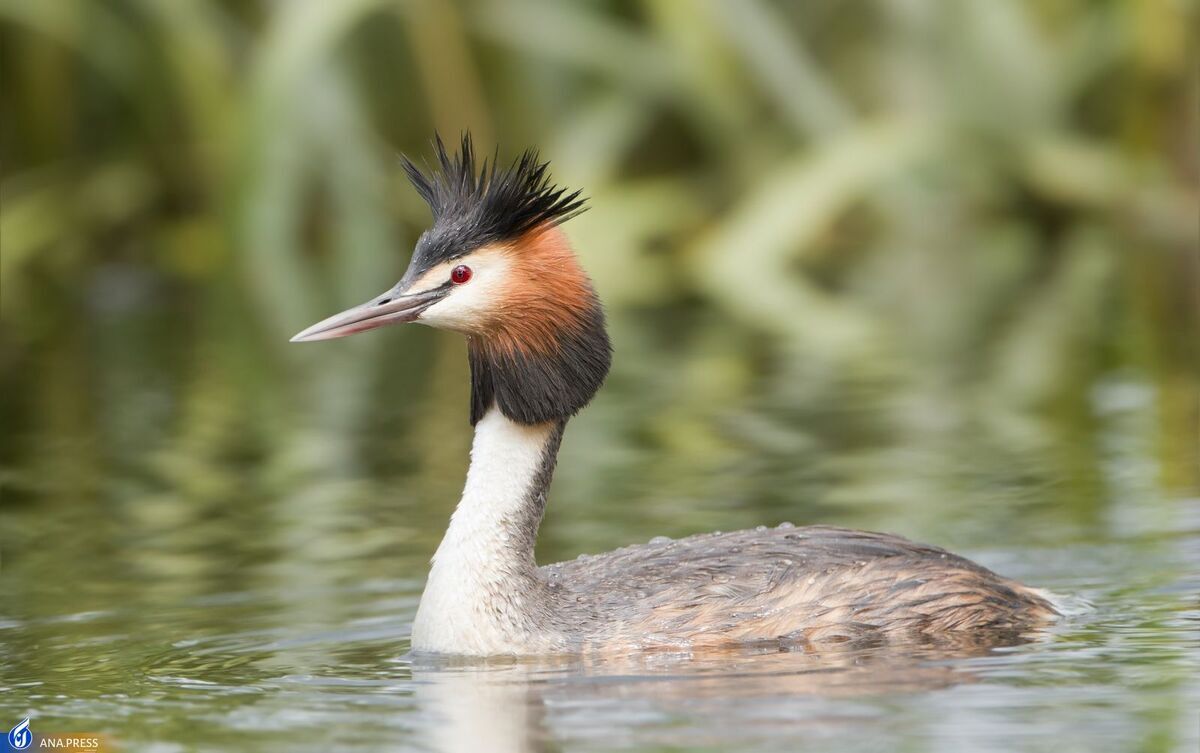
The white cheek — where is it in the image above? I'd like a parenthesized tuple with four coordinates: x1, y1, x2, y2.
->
(418, 256, 511, 331)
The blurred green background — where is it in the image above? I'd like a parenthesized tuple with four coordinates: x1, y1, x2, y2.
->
(1, 0, 1195, 513)
(1, 2, 1199, 751)
(2, 0, 1200, 565)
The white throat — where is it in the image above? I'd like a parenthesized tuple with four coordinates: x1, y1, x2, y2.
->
(411, 408, 564, 655)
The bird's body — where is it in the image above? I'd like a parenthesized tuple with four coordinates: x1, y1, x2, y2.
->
(293, 135, 1058, 657)
(405, 408, 1055, 655)
(544, 526, 1056, 651)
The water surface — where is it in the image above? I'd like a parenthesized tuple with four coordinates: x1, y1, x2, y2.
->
(2, 314, 1197, 752)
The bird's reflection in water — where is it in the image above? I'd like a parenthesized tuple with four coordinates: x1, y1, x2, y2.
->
(411, 631, 1041, 753)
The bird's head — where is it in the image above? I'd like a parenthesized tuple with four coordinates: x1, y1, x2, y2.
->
(291, 135, 612, 426)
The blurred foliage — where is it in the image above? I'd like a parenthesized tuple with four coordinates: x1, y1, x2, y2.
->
(0, 0, 1196, 521)
(2, 6, 1198, 748)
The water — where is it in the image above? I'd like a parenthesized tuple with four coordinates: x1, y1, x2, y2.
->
(1, 314, 1197, 752)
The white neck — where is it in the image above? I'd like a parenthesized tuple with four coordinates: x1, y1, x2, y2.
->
(411, 408, 564, 655)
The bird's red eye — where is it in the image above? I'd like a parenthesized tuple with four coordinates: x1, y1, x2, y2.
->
(451, 265, 472, 284)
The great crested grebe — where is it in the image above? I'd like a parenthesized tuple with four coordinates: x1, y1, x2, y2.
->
(292, 135, 1058, 656)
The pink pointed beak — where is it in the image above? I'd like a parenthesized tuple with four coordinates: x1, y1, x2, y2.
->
(290, 285, 448, 342)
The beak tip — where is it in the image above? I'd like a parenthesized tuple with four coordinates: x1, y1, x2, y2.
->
(290, 326, 329, 343)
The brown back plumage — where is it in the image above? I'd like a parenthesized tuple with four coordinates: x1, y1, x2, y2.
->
(540, 525, 1058, 651)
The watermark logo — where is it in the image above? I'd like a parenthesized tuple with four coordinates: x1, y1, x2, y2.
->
(7, 719, 32, 750)
(4, 720, 110, 751)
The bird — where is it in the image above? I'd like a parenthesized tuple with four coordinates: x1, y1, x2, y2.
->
(291, 134, 1059, 656)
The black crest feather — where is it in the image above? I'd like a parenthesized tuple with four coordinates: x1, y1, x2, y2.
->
(400, 133, 587, 274)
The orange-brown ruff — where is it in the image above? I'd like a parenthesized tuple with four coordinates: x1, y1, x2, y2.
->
(473, 227, 597, 359)
(291, 134, 1060, 656)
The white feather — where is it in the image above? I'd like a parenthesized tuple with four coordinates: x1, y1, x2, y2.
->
(411, 408, 557, 655)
